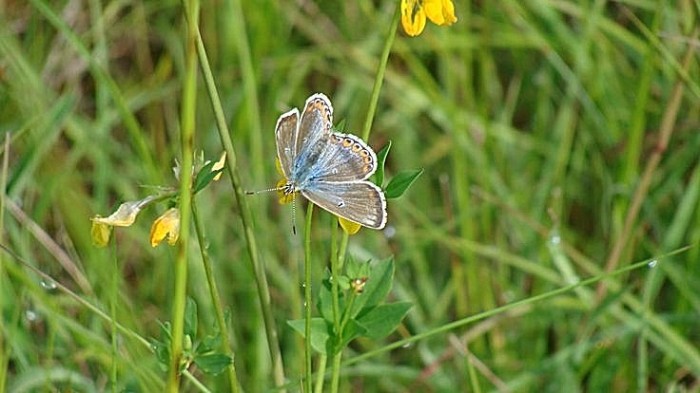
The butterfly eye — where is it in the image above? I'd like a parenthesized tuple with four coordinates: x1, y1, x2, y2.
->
(342, 138, 354, 147)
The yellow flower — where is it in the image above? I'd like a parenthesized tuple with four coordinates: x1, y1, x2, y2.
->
(401, 0, 457, 37)
(92, 199, 151, 227)
(338, 217, 361, 235)
(91, 220, 112, 247)
(91, 196, 156, 248)
(150, 208, 180, 247)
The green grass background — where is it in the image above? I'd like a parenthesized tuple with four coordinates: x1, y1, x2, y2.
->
(1, 0, 700, 391)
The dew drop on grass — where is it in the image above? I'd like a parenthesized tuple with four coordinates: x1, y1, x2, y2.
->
(25, 309, 38, 322)
(648, 259, 658, 268)
(41, 279, 57, 291)
(401, 342, 413, 349)
(549, 233, 561, 245)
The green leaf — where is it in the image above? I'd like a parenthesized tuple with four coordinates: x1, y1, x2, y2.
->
(194, 353, 232, 376)
(374, 141, 392, 187)
(385, 169, 423, 199)
(184, 297, 198, 338)
(356, 302, 412, 340)
(338, 319, 368, 350)
(345, 256, 371, 280)
(287, 318, 331, 355)
(349, 258, 394, 318)
(317, 278, 337, 323)
(197, 331, 223, 355)
(193, 160, 222, 194)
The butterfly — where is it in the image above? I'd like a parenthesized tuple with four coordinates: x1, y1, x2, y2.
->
(274, 93, 387, 230)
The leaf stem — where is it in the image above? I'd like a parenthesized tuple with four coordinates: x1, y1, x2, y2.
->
(304, 203, 314, 393)
(167, 0, 199, 390)
(194, 8, 286, 391)
(191, 202, 241, 393)
(360, 3, 400, 141)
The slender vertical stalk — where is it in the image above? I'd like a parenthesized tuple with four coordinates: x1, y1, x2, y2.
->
(110, 241, 118, 392)
(330, 352, 342, 393)
(167, 0, 199, 390)
(304, 203, 314, 393)
(195, 23, 286, 392)
(360, 3, 400, 142)
(313, 355, 328, 393)
(191, 203, 241, 393)
(329, 220, 342, 392)
(0, 135, 10, 392)
(328, 6, 400, 392)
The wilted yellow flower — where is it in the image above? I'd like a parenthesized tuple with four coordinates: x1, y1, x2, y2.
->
(150, 208, 180, 247)
(401, 0, 457, 37)
(93, 200, 146, 227)
(91, 220, 112, 247)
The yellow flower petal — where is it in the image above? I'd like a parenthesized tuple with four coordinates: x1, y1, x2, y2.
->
(91, 220, 112, 247)
(338, 217, 361, 235)
(401, 0, 426, 37)
(150, 208, 180, 247)
(424, 0, 457, 25)
(212, 152, 226, 181)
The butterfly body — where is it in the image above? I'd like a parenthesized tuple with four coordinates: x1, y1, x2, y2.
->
(275, 93, 387, 229)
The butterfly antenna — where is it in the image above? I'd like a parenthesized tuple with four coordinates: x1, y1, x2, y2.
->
(245, 186, 284, 195)
(291, 193, 297, 235)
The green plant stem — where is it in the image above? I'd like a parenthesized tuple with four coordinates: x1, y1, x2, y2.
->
(360, 2, 400, 141)
(329, 220, 342, 393)
(313, 355, 328, 393)
(191, 202, 240, 393)
(330, 221, 341, 332)
(0, 135, 10, 393)
(195, 20, 286, 392)
(326, 9, 400, 389)
(110, 241, 118, 392)
(330, 352, 342, 393)
(167, 0, 199, 390)
(304, 203, 314, 393)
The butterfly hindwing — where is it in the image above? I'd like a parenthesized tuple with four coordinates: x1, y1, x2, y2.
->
(302, 181, 387, 229)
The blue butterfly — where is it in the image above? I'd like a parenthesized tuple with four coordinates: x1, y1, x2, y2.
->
(275, 93, 387, 229)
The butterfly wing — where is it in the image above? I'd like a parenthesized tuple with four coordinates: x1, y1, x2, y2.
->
(275, 108, 299, 179)
(301, 131, 378, 183)
(291, 94, 334, 181)
(302, 181, 387, 229)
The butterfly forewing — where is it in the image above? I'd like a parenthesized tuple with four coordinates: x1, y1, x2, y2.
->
(302, 181, 387, 229)
(292, 94, 333, 180)
(275, 109, 299, 179)
(304, 132, 378, 183)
